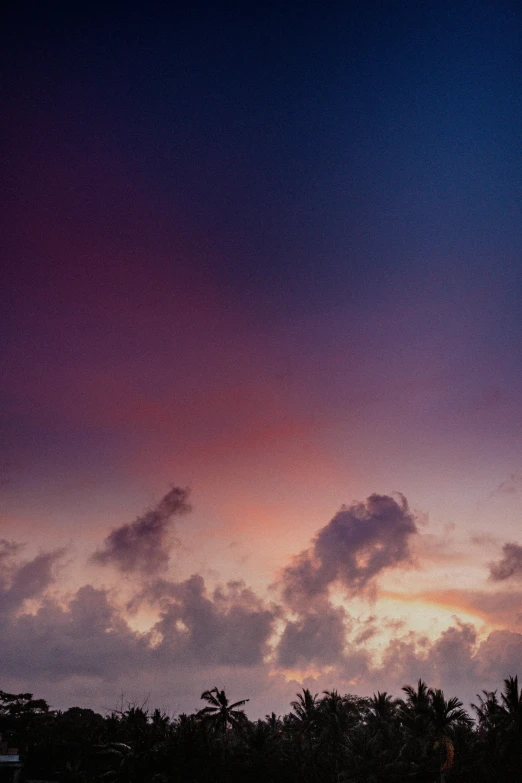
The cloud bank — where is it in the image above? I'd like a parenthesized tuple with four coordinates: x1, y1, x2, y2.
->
(1, 490, 520, 716)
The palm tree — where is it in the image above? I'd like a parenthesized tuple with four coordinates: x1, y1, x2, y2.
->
(399, 676, 434, 771)
(243, 719, 282, 783)
(197, 688, 249, 781)
(428, 688, 472, 737)
(401, 682, 472, 782)
(495, 675, 522, 775)
(321, 689, 354, 730)
(400, 679, 431, 735)
(498, 675, 522, 729)
(291, 688, 319, 728)
(428, 688, 472, 782)
(472, 689, 500, 733)
(368, 691, 400, 726)
(265, 712, 282, 733)
(95, 742, 135, 783)
(319, 690, 354, 781)
(197, 687, 249, 735)
(290, 689, 320, 782)
(473, 681, 521, 743)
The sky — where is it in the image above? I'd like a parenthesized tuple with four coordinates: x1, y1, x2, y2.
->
(2, 0, 522, 717)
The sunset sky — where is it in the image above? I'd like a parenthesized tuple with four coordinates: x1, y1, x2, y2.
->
(2, 0, 522, 717)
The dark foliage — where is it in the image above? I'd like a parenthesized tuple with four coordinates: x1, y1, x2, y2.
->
(0, 676, 520, 783)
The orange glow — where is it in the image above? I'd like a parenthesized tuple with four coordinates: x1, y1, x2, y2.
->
(271, 666, 334, 683)
(378, 590, 495, 632)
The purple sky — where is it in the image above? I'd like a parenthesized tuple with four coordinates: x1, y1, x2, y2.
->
(2, 0, 522, 716)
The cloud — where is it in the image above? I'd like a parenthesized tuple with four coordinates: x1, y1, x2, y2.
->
(151, 575, 276, 666)
(0, 548, 64, 615)
(0, 584, 146, 681)
(474, 630, 522, 682)
(280, 494, 417, 606)
(0, 565, 277, 699)
(424, 621, 478, 689)
(7, 549, 64, 604)
(489, 542, 522, 581)
(353, 616, 379, 645)
(1, 546, 520, 717)
(91, 487, 190, 575)
(0, 539, 23, 570)
(0, 489, 519, 717)
(371, 620, 479, 698)
(276, 603, 349, 668)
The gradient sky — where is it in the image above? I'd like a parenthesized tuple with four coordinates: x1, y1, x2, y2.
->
(2, 0, 522, 717)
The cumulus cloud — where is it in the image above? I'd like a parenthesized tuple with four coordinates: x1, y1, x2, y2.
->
(0, 584, 146, 681)
(151, 575, 276, 666)
(474, 630, 522, 681)
(368, 621, 480, 698)
(280, 494, 417, 606)
(276, 603, 349, 668)
(424, 621, 479, 689)
(91, 487, 190, 575)
(0, 548, 64, 615)
(0, 565, 277, 698)
(1, 550, 520, 716)
(2, 488, 521, 717)
(7, 549, 64, 603)
(489, 542, 522, 581)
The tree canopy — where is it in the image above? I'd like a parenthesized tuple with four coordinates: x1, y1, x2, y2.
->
(0, 676, 520, 783)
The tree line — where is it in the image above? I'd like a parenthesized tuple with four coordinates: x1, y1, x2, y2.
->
(0, 676, 521, 783)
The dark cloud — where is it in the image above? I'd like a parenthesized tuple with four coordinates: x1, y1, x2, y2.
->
(91, 487, 190, 575)
(7, 549, 64, 604)
(474, 630, 522, 682)
(376, 633, 431, 686)
(425, 621, 478, 690)
(0, 548, 64, 615)
(0, 565, 276, 693)
(0, 584, 146, 680)
(280, 494, 417, 606)
(276, 603, 348, 668)
(0, 568, 276, 697)
(489, 542, 522, 581)
(151, 575, 276, 666)
(371, 623, 521, 706)
(372, 621, 480, 699)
